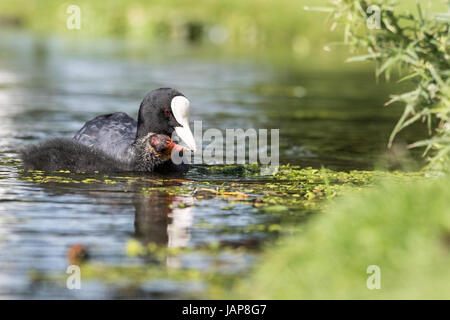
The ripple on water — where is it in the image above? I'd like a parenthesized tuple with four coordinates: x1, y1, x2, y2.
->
(0, 30, 423, 298)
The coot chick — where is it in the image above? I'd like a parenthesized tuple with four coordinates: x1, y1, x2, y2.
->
(73, 88, 196, 173)
(21, 133, 186, 173)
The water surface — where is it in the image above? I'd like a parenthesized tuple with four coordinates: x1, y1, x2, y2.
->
(0, 31, 422, 298)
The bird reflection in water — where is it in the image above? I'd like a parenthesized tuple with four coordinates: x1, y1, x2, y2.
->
(134, 189, 194, 248)
(20, 171, 195, 263)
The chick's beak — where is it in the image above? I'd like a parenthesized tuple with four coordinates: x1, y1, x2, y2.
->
(164, 139, 188, 154)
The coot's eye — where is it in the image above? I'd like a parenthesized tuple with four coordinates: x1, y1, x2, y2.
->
(163, 109, 171, 116)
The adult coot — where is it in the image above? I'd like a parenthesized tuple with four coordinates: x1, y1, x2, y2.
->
(21, 88, 196, 173)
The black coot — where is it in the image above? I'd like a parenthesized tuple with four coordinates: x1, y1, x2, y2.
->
(21, 88, 196, 173)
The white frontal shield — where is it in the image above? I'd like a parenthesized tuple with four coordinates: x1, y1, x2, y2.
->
(172, 96, 197, 152)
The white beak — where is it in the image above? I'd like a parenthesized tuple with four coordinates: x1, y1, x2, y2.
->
(172, 96, 197, 152)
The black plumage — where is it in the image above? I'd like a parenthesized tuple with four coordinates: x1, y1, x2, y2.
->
(22, 139, 129, 172)
(21, 88, 191, 173)
(73, 112, 138, 162)
(21, 133, 180, 173)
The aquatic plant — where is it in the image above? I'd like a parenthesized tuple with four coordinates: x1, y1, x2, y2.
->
(18, 162, 424, 215)
(14, 159, 428, 297)
(321, 0, 450, 169)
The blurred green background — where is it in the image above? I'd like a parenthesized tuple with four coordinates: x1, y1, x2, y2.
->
(0, 0, 446, 55)
(0, 0, 449, 299)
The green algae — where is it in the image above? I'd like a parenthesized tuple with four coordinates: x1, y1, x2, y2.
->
(0, 157, 22, 167)
(32, 238, 250, 297)
(189, 165, 426, 215)
(16, 160, 432, 298)
(17, 162, 426, 217)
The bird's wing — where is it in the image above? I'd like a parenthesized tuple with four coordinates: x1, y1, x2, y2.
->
(73, 112, 137, 161)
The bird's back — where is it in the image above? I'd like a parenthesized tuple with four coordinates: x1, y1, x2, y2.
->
(21, 138, 128, 172)
(73, 112, 137, 162)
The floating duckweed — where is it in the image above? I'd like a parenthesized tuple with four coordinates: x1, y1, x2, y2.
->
(17, 163, 426, 218)
(194, 221, 216, 229)
(262, 205, 289, 213)
(14, 162, 431, 297)
(268, 224, 282, 232)
(125, 239, 146, 257)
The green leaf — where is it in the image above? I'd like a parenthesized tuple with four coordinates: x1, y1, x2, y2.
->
(346, 53, 381, 62)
